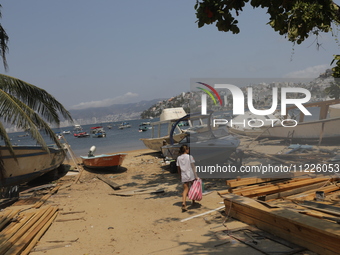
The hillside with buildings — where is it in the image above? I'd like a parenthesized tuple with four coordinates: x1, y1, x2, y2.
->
(140, 70, 334, 119)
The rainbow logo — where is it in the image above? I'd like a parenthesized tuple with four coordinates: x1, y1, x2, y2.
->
(196, 82, 223, 106)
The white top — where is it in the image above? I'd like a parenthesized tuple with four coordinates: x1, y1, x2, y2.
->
(176, 154, 195, 183)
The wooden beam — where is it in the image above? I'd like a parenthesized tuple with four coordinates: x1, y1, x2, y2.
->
(285, 184, 340, 201)
(319, 104, 330, 120)
(96, 175, 121, 190)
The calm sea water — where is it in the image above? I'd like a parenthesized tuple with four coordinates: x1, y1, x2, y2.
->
(3, 107, 322, 157)
(5, 119, 158, 157)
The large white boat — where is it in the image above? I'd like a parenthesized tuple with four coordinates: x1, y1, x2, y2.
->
(227, 111, 281, 137)
(0, 145, 66, 187)
(140, 107, 187, 151)
(74, 124, 83, 131)
(259, 99, 340, 143)
(140, 120, 187, 151)
(161, 112, 240, 164)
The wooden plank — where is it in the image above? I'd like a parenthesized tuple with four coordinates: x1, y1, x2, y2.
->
(226, 178, 280, 188)
(320, 104, 330, 120)
(222, 193, 340, 255)
(20, 184, 56, 194)
(285, 184, 340, 201)
(33, 186, 60, 208)
(4, 206, 58, 255)
(96, 175, 121, 190)
(20, 210, 59, 255)
(110, 187, 164, 196)
(296, 201, 340, 217)
(0, 209, 20, 231)
(232, 178, 311, 194)
(237, 178, 328, 197)
(218, 178, 311, 196)
(0, 206, 51, 254)
(258, 181, 329, 201)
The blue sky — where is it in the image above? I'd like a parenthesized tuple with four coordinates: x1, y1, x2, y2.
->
(1, 1, 339, 110)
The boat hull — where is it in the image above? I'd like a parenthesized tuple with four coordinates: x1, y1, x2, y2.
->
(140, 133, 187, 151)
(0, 146, 66, 187)
(260, 117, 340, 141)
(81, 153, 127, 169)
(162, 135, 240, 163)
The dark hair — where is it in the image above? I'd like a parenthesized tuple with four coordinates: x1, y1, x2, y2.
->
(179, 145, 189, 155)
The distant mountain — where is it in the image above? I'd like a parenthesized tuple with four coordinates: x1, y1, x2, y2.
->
(68, 98, 165, 124)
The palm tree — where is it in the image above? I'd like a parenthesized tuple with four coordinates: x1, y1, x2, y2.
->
(0, 4, 9, 71)
(0, 74, 73, 179)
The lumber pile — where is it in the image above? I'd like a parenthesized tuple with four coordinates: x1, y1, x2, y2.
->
(219, 177, 339, 200)
(220, 177, 340, 255)
(222, 193, 340, 255)
(0, 206, 58, 255)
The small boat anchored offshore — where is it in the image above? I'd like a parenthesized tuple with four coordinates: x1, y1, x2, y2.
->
(138, 122, 151, 132)
(74, 124, 83, 131)
(73, 131, 90, 138)
(90, 126, 106, 138)
(118, 122, 131, 129)
(81, 146, 127, 170)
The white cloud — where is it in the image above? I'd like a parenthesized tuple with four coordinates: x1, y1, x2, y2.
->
(284, 64, 329, 78)
(70, 92, 139, 110)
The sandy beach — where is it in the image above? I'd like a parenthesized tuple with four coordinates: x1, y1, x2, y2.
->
(3, 138, 337, 254)
(29, 148, 244, 255)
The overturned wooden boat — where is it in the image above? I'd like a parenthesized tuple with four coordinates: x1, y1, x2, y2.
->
(0, 145, 66, 187)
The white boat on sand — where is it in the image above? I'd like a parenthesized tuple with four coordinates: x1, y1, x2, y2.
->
(259, 99, 340, 144)
(0, 145, 66, 187)
(161, 112, 240, 164)
(140, 108, 187, 151)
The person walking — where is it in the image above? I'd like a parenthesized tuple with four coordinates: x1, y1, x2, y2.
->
(176, 145, 199, 211)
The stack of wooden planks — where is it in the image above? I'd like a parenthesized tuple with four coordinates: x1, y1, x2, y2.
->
(221, 193, 340, 255)
(219, 176, 340, 255)
(219, 177, 339, 200)
(0, 205, 58, 255)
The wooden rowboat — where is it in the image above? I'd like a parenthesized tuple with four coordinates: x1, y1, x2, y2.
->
(80, 153, 127, 169)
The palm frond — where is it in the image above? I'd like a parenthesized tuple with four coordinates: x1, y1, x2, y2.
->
(0, 74, 73, 124)
(0, 90, 64, 150)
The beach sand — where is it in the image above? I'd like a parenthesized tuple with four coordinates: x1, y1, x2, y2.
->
(7, 140, 325, 255)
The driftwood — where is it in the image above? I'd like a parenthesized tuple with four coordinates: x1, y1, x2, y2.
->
(110, 187, 164, 196)
(96, 175, 121, 190)
(59, 211, 85, 215)
(55, 217, 84, 222)
(31, 243, 72, 252)
(33, 186, 60, 208)
(20, 184, 56, 195)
